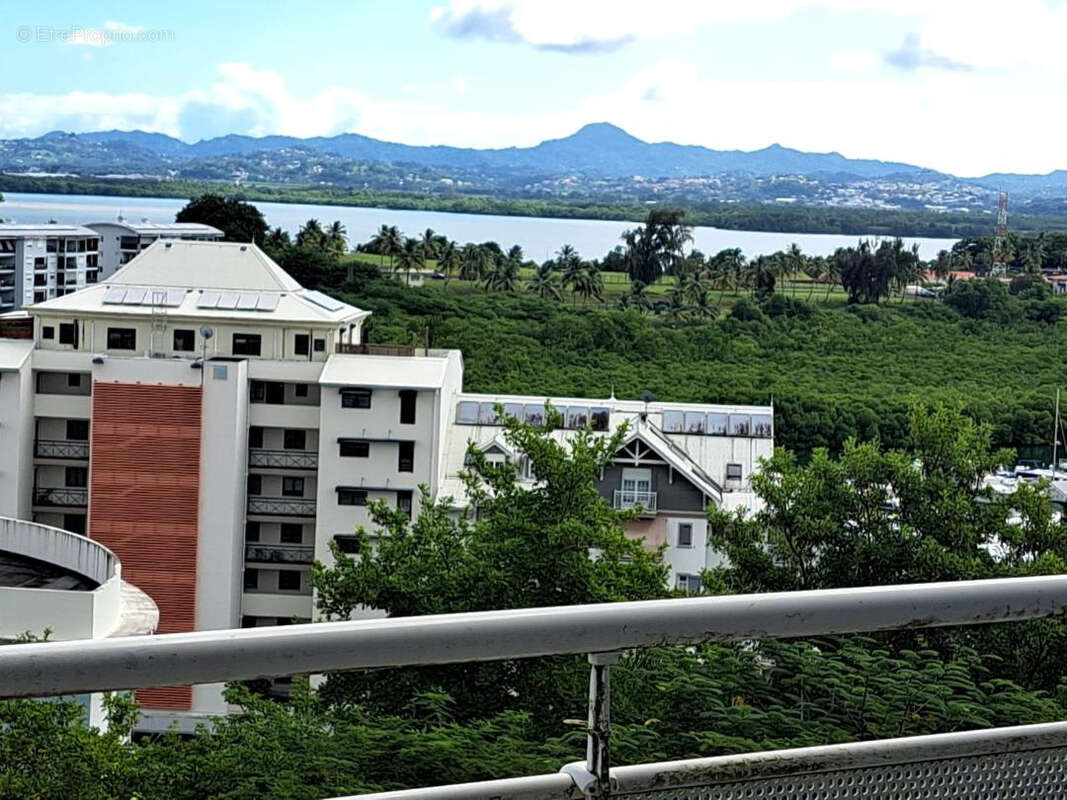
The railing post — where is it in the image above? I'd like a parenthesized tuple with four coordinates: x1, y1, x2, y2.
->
(581, 651, 621, 797)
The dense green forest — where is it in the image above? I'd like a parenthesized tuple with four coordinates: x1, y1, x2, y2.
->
(7, 173, 1067, 237)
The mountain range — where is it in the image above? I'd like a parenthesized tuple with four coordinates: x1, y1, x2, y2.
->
(5, 123, 1067, 207)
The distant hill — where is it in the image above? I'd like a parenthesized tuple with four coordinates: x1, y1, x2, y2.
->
(5, 123, 1067, 205)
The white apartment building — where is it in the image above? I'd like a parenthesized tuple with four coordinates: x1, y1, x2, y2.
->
(86, 219, 222, 277)
(0, 239, 772, 730)
(0, 224, 102, 311)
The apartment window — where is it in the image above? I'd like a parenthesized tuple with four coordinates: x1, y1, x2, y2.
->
(337, 488, 368, 506)
(247, 474, 262, 496)
(399, 390, 417, 424)
(251, 380, 285, 405)
(47, 240, 57, 253)
(244, 568, 259, 590)
(456, 401, 478, 424)
(729, 415, 751, 437)
(726, 463, 743, 482)
(677, 523, 694, 548)
(333, 534, 360, 554)
(233, 333, 262, 357)
(278, 570, 301, 592)
(246, 521, 260, 542)
(283, 429, 306, 450)
(66, 419, 89, 441)
(294, 334, 310, 356)
(282, 477, 304, 497)
(590, 408, 610, 431)
(339, 439, 369, 458)
(41, 325, 54, 341)
(397, 490, 413, 519)
(280, 523, 303, 544)
(58, 322, 77, 347)
(341, 389, 372, 409)
(67, 373, 82, 388)
(313, 338, 325, 352)
(34, 257, 45, 269)
(34, 292, 46, 304)
(173, 329, 195, 352)
(294, 383, 309, 398)
(398, 441, 414, 473)
(248, 426, 264, 449)
(65, 466, 88, 488)
(107, 327, 136, 350)
(676, 573, 702, 594)
(34, 274, 47, 287)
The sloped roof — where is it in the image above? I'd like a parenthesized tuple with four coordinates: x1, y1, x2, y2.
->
(86, 221, 222, 237)
(29, 240, 368, 326)
(319, 353, 450, 389)
(616, 417, 724, 503)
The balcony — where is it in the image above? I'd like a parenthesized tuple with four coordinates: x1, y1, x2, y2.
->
(34, 439, 89, 460)
(33, 487, 88, 507)
(613, 489, 657, 514)
(248, 448, 318, 470)
(244, 542, 314, 564)
(246, 497, 316, 517)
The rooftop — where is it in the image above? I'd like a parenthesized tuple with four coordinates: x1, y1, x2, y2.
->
(319, 352, 452, 389)
(28, 240, 369, 326)
(86, 220, 222, 236)
(0, 223, 98, 238)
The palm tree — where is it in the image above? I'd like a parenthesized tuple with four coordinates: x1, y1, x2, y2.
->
(394, 237, 424, 286)
(459, 243, 488, 282)
(325, 220, 348, 261)
(296, 218, 326, 251)
(570, 264, 603, 305)
(528, 263, 563, 301)
(438, 241, 459, 286)
(804, 256, 825, 301)
(784, 243, 807, 297)
(623, 280, 653, 313)
(264, 226, 291, 254)
(419, 228, 440, 264)
(746, 254, 781, 301)
(484, 254, 520, 293)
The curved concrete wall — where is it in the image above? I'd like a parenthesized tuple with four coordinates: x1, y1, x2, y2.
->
(0, 517, 122, 640)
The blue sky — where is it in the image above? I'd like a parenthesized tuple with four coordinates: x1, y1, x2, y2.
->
(2, 1, 1066, 176)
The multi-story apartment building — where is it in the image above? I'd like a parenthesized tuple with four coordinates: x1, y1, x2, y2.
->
(86, 219, 223, 277)
(0, 239, 772, 730)
(0, 224, 102, 311)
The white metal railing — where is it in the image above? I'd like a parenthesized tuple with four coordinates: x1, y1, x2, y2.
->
(2, 575, 1067, 798)
(613, 490, 657, 513)
(248, 448, 319, 470)
(246, 496, 316, 516)
(244, 542, 314, 564)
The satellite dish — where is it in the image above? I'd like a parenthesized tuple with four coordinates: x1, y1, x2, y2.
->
(200, 326, 214, 340)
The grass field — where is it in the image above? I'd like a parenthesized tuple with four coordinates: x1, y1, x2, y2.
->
(343, 252, 866, 307)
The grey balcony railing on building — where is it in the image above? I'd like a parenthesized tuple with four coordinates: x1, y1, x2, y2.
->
(4, 575, 1067, 800)
(244, 542, 314, 564)
(613, 489, 657, 513)
(34, 439, 90, 460)
(32, 486, 88, 507)
(248, 448, 318, 470)
(246, 496, 316, 516)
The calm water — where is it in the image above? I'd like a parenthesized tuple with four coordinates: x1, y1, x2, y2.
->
(0, 192, 958, 260)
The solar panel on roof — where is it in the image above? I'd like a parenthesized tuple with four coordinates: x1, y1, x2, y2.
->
(198, 291, 221, 308)
(216, 292, 239, 309)
(165, 288, 186, 306)
(303, 289, 344, 312)
(102, 286, 127, 304)
(236, 293, 259, 310)
(255, 293, 280, 311)
(123, 287, 147, 305)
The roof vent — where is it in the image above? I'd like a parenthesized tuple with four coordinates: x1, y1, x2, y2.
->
(165, 242, 172, 248)
(240, 245, 247, 251)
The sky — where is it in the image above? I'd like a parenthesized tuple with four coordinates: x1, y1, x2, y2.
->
(2, 0, 1066, 177)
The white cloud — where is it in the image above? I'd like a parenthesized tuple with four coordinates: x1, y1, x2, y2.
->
(829, 50, 878, 72)
(103, 21, 145, 34)
(2, 54, 1067, 175)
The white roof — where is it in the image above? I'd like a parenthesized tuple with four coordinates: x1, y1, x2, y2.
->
(0, 224, 97, 238)
(319, 353, 451, 389)
(0, 339, 33, 371)
(29, 240, 368, 326)
(86, 221, 222, 237)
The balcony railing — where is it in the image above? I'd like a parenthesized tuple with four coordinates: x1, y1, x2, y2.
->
(613, 489, 657, 513)
(248, 448, 318, 470)
(244, 542, 314, 564)
(32, 487, 88, 507)
(34, 439, 89, 460)
(4, 576, 1067, 800)
(246, 497, 316, 517)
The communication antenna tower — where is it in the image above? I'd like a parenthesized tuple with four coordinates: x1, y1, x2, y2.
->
(991, 192, 1009, 276)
